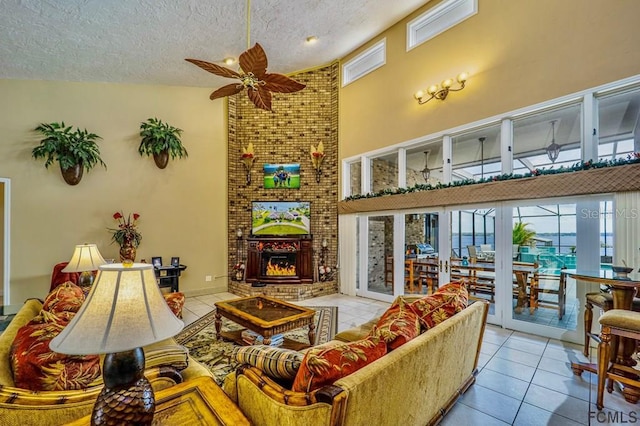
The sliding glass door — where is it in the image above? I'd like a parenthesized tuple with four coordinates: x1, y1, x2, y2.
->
(448, 206, 499, 324)
(357, 209, 449, 302)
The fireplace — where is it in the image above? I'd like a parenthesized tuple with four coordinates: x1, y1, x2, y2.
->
(246, 236, 313, 285)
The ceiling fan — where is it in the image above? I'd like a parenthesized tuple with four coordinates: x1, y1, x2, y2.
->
(185, 0, 305, 112)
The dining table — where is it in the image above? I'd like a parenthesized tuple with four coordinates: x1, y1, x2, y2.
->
(405, 258, 538, 311)
(450, 259, 538, 312)
(562, 269, 640, 403)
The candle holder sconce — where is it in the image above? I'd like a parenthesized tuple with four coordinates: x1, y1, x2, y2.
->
(310, 142, 325, 183)
(241, 143, 256, 185)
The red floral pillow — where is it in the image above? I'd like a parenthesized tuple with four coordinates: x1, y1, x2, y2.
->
(409, 282, 468, 330)
(163, 292, 185, 318)
(372, 298, 420, 350)
(10, 282, 101, 391)
(42, 281, 85, 314)
(292, 336, 387, 393)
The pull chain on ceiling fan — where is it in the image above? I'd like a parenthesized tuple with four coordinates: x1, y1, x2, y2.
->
(185, 0, 306, 112)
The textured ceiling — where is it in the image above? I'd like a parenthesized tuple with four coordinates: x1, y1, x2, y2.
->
(0, 0, 429, 87)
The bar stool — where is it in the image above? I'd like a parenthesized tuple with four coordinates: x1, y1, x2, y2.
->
(584, 291, 640, 357)
(596, 309, 640, 410)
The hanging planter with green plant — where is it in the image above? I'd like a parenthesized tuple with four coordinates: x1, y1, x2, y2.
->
(138, 118, 188, 169)
(32, 122, 106, 186)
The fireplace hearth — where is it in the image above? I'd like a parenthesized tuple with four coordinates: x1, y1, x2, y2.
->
(246, 236, 313, 285)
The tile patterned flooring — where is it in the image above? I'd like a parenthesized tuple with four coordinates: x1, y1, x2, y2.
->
(183, 292, 639, 425)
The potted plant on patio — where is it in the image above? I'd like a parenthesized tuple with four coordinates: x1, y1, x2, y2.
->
(512, 221, 536, 259)
(32, 122, 106, 185)
(138, 118, 188, 169)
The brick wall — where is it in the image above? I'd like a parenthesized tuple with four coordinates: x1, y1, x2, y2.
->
(227, 63, 339, 298)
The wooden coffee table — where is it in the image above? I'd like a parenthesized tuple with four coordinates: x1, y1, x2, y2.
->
(214, 295, 316, 348)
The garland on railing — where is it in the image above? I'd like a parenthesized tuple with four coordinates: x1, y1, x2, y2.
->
(344, 153, 640, 201)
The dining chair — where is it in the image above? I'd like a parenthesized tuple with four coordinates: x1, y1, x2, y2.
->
(597, 309, 640, 409)
(384, 256, 393, 288)
(583, 290, 640, 357)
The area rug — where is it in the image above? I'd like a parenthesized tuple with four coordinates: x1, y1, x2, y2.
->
(175, 306, 338, 385)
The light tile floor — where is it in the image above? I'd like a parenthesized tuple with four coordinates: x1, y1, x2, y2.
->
(183, 292, 640, 425)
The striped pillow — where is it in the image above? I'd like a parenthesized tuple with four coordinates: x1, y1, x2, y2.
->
(233, 345, 303, 380)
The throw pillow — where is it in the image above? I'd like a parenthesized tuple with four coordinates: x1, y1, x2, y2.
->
(10, 282, 101, 391)
(372, 298, 420, 350)
(409, 282, 468, 330)
(163, 292, 185, 318)
(42, 281, 85, 314)
(292, 335, 387, 393)
(10, 310, 101, 390)
(233, 345, 303, 380)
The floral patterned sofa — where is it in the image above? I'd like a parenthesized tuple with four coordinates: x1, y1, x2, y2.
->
(0, 282, 212, 426)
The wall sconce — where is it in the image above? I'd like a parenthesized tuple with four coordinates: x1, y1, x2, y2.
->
(421, 151, 431, 182)
(414, 72, 468, 105)
(241, 143, 256, 185)
(545, 120, 561, 163)
(310, 142, 325, 183)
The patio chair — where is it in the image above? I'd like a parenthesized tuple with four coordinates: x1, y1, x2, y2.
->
(467, 245, 478, 258)
(529, 273, 566, 319)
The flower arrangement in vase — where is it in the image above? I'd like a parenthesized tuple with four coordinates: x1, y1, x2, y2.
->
(109, 211, 142, 262)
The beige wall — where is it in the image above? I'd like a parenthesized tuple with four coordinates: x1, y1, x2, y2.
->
(0, 182, 4, 298)
(0, 79, 227, 304)
(339, 0, 640, 159)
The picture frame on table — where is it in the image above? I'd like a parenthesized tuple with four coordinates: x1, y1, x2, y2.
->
(152, 257, 162, 268)
(171, 257, 180, 267)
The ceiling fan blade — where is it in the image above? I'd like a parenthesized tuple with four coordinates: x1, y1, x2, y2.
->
(239, 43, 268, 78)
(247, 86, 273, 111)
(210, 84, 243, 100)
(263, 73, 306, 93)
(185, 58, 240, 79)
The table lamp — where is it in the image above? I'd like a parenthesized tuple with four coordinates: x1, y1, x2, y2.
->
(50, 263, 184, 425)
(62, 243, 107, 289)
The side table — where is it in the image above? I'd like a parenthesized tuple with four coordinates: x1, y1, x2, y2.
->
(65, 376, 250, 425)
(154, 264, 187, 292)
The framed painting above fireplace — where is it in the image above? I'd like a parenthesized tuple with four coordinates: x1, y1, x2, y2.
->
(263, 163, 300, 189)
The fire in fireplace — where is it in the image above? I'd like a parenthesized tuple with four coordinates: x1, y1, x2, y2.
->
(246, 236, 314, 285)
(264, 255, 297, 276)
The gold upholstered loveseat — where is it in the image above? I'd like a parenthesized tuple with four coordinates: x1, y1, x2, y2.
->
(223, 297, 489, 426)
(0, 298, 212, 426)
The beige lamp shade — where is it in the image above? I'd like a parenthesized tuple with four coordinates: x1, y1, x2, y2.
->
(62, 243, 107, 272)
(50, 263, 184, 355)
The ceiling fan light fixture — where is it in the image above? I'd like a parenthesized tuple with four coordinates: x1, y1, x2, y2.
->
(223, 57, 236, 65)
